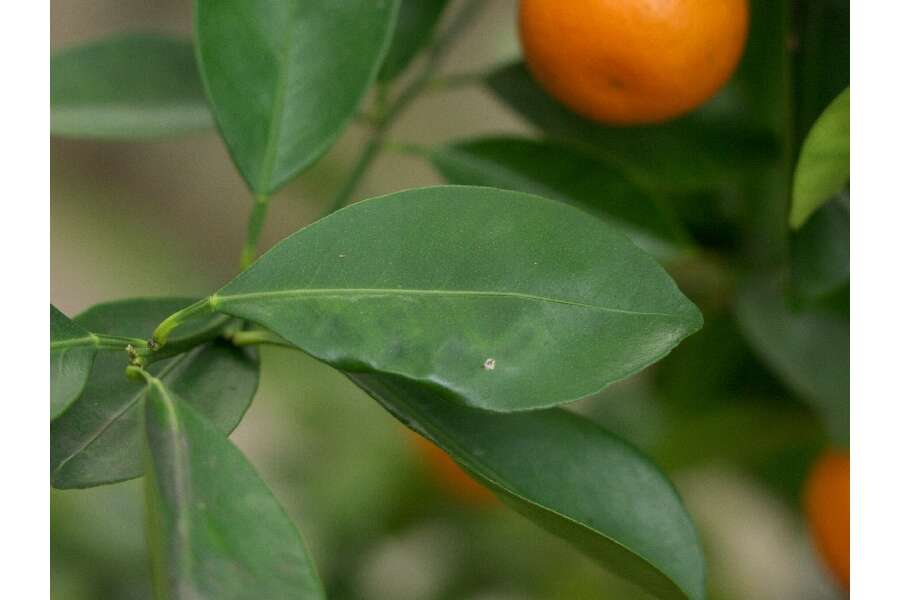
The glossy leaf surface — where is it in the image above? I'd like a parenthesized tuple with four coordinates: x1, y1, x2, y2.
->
(486, 63, 776, 193)
(212, 186, 702, 412)
(430, 136, 689, 256)
(144, 379, 324, 599)
(51, 34, 212, 140)
(378, 0, 447, 82)
(50, 305, 97, 420)
(351, 372, 705, 600)
(790, 87, 850, 228)
(51, 299, 258, 489)
(194, 0, 399, 194)
(735, 276, 849, 445)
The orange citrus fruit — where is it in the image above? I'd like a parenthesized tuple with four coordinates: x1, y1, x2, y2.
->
(518, 0, 750, 124)
(408, 432, 497, 506)
(804, 449, 850, 590)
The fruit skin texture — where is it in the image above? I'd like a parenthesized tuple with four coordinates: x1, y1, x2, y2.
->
(804, 449, 850, 590)
(518, 0, 750, 125)
(408, 432, 497, 506)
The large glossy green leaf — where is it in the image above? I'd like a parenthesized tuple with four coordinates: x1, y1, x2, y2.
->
(429, 136, 689, 256)
(351, 372, 705, 600)
(143, 377, 325, 599)
(378, 0, 448, 83)
(206, 186, 702, 412)
(790, 88, 850, 228)
(51, 298, 259, 489)
(50, 305, 97, 420)
(735, 276, 848, 445)
(789, 196, 849, 305)
(51, 34, 212, 140)
(486, 63, 777, 194)
(194, 0, 400, 194)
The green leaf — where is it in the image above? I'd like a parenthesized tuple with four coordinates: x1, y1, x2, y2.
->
(789, 195, 850, 305)
(194, 0, 400, 194)
(486, 63, 777, 194)
(208, 186, 702, 412)
(51, 34, 212, 140)
(378, 0, 448, 83)
(51, 305, 97, 420)
(143, 377, 325, 599)
(51, 298, 259, 489)
(790, 87, 850, 228)
(351, 372, 705, 600)
(429, 136, 689, 257)
(735, 275, 848, 445)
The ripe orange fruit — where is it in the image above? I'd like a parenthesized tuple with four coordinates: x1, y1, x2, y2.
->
(518, 0, 750, 125)
(804, 449, 850, 590)
(408, 432, 497, 506)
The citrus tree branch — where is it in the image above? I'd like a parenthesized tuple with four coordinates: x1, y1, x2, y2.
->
(324, 0, 488, 214)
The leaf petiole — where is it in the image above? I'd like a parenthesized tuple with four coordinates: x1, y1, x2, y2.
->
(226, 329, 295, 349)
(150, 296, 218, 348)
(50, 333, 148, 352)
(239, 193, 271, 270)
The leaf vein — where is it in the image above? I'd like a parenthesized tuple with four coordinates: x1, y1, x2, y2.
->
(217, 288, 687, 320)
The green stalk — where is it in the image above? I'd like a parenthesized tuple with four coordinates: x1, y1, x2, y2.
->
(239, 193, 271, 270)
(228, 329, 295, 349)
(150, 296, 217, 348)
(324, 0, 488, 215)
(325, 134, 385, 214)
(425, 69, 490, 93)
(50, 333, 148, 352)
(139, 314, 231, 366)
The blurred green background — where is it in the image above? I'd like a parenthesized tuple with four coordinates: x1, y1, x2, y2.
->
(52, 1, 844, 598)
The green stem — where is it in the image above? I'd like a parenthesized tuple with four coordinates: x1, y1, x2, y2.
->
(97, 334, 149, 347)
(150, 296, 217, 348)
(125, 364, 168, 392)
(384, 0, 487, 123)
(324, 0, 487, 215)
(50, 334, 148, 352)
(228, 329, 295, 349)
(325, 133, 386, 214)
(140, 314, 231, 366)
(426, 69, 489, 92)
(239, 193, 271, 270)
(382, 140, 433, 158)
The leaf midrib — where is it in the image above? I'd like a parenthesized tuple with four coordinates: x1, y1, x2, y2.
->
(51, 352, 189, 481)
(214, 288, 688, 320)
(51, 334, 99, 351)
(254, 3, 297, 194)
(147, 379, 195, 590)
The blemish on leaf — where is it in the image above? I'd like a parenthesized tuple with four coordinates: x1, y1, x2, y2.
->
(483, 358, 496, 371)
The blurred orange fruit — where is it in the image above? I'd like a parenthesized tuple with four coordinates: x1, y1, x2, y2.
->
(408, 432, 497, 507)
(518, 0, 749, 124)
(804, 449, 850, 590)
